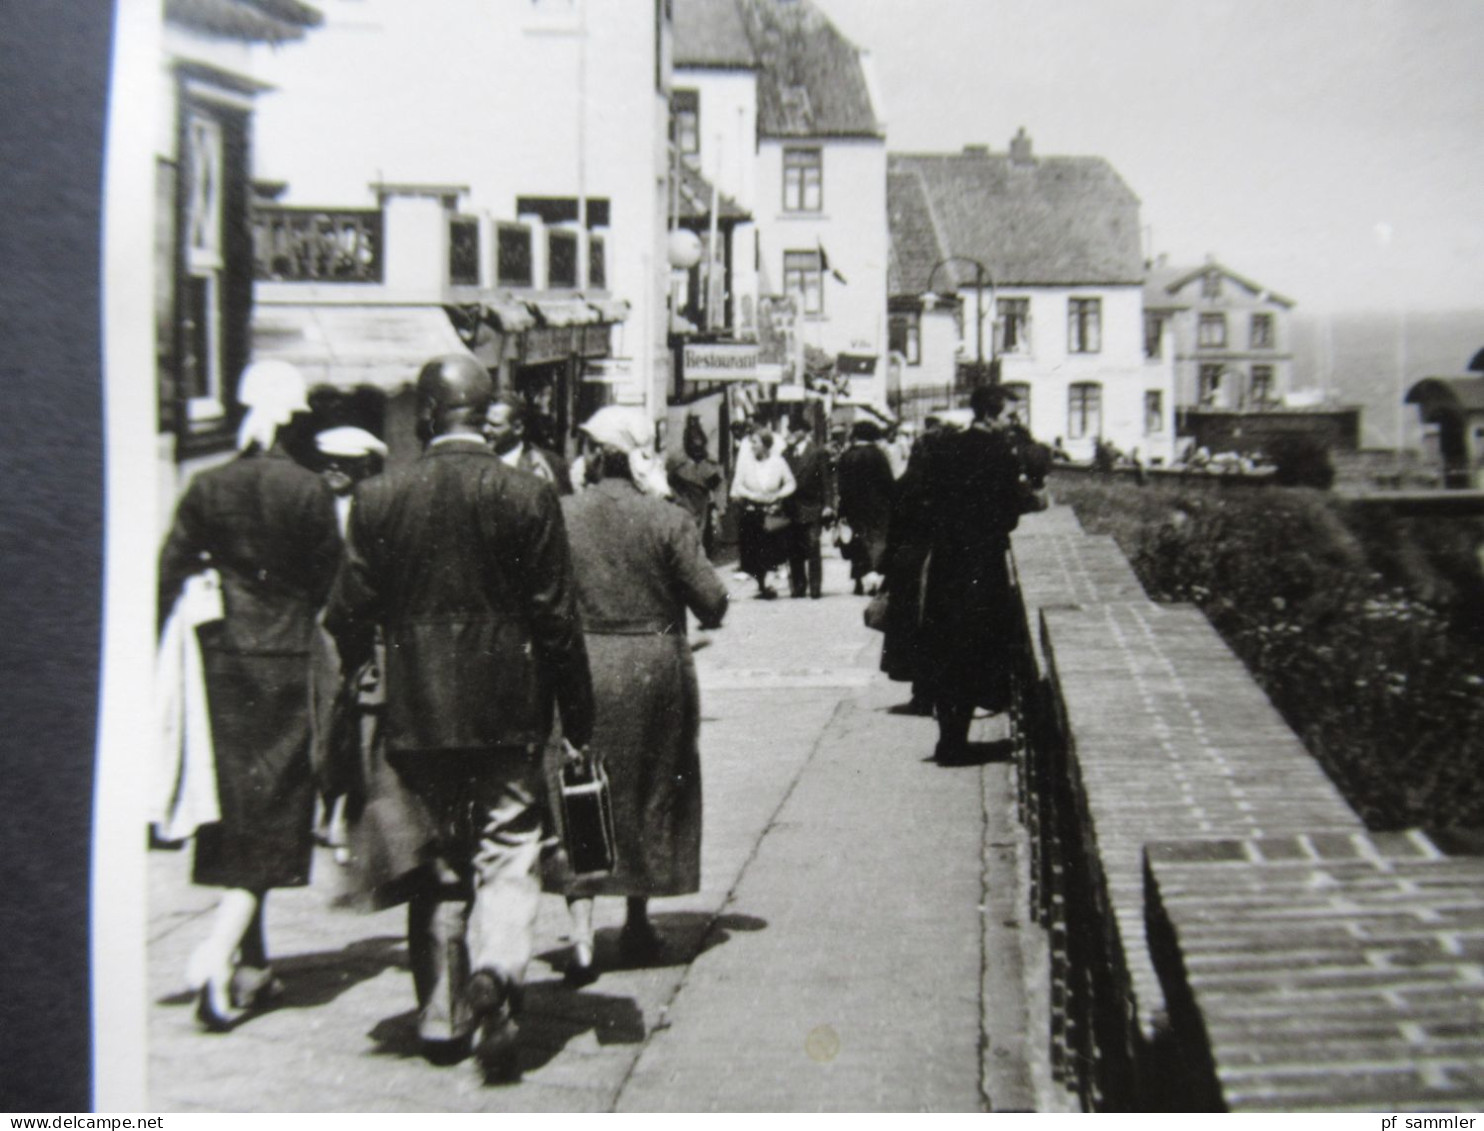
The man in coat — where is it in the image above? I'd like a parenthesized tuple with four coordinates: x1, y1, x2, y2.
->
(917, 383, 1025, 762)
(485, 392, 575, 495)
(325, 354, 594, 1081)
(782, 413, 832, 599)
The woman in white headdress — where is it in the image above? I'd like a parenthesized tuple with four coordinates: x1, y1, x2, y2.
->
(158, 360, 342, 1030)
(552, 406, 729, 985)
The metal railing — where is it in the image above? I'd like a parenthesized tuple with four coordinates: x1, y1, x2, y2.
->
(252, 206, 383, 282)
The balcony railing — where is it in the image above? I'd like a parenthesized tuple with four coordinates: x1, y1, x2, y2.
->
(252, 206, 383, 283)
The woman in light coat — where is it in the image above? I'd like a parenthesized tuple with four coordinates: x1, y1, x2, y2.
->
(729, 428, 796, 599)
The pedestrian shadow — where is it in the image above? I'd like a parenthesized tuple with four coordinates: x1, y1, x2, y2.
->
(366, 981, 647, 1076)
(156, 935, 407, 1011)
(534, 910, 768, 976)
(925, 739, 1014, 767)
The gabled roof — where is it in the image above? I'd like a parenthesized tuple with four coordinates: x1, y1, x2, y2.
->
(745, 0, 881, 138)
(674, 0, 759, 68)
(887, 168, 947, 295)
(888, 144, 1143, 290)
(1145, 259, 1295, 310)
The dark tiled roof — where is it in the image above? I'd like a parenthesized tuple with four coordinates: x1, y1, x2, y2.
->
(887, 168, 947, 295)
(889, 148, 1144, 289)
(675, 160, 750, 222)
(740, 0, 882, 138)
(1147, 260, 1295, 309)
(166, 0, 322, 42)
(674, 0, 758, 68)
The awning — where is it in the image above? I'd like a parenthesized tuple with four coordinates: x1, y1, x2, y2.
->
(587, 297, 631, 324)
(528, 299, 599, 327)
(251, 304, 476, 395)
(484, 298, 536, 333)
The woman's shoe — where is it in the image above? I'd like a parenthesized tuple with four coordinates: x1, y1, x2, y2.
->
(563, 941, 598, 988)
(618, 922, 666, 964)
(195, 972, 246, 1033)
(757, 586, 778, 600)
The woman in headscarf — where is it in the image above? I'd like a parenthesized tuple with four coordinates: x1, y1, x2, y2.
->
(555, 406, 729, 984)
(729, 426, 796, 599)
(158, 360, 342, 1030)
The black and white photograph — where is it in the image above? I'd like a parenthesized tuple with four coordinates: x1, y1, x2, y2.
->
(65, 0, 1484, 1114)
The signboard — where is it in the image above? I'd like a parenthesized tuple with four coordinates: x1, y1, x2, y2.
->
(583, 357, 634, 383)
(682, 342, 760, 382)
(522, 326, 573, 364)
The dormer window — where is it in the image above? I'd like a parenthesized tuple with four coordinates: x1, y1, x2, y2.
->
(1201, 271, 1222, 299)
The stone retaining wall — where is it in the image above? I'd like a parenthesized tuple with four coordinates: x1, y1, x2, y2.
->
(1008, 504, 1484, 1111)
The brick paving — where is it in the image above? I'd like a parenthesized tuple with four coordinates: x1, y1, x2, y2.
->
(145, 551, 1035, 1112)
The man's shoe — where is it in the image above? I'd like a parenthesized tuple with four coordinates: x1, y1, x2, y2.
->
(887, 698, 934, 717)
(468, 969, 522, 1084)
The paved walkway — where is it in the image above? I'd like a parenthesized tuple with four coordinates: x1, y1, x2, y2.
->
(146, 551, 1037, 1112)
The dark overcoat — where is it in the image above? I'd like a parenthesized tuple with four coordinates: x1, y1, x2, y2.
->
(552, 478, 729, 898)
(836, 441, 896, 576)
(325, 437, 594, 756)
(158, 447, 342, 890)
(783, 440, 833, 525)
(917, 425, 1023, 712)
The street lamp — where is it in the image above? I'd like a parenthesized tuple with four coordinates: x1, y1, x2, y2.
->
(924, 256, 995, 378)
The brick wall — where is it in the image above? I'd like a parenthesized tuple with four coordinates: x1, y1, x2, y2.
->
(1008, 505, 1484, 1111)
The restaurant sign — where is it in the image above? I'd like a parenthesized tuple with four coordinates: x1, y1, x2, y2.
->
(682, 342, 759, 382)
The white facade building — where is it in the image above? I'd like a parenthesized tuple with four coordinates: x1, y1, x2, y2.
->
(889, 134, 1177, 463)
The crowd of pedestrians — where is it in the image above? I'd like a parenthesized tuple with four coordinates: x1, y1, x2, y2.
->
(155, 354, 1047, 1084)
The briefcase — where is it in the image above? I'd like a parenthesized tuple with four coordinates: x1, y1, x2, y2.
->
(559, 755, 617, 878)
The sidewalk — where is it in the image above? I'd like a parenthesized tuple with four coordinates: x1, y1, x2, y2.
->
(145, 551, 1036, 1112)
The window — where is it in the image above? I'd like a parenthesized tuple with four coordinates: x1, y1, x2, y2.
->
(1004, 383, 1031, 431)
(547, 229, 578, 288)
(1198, 364, 1223, 406)
(1201, 271, 1222, 299)
(782, 148, 822, 212)
(496, 224, 533, 287)
(1250, 365, 1275, 407)
(1067, 298, 1101, 353)
(784, 250, 823, 315)
(998, 297, 1030, 354)
(1068, 382, 1101, 440)
(182, 111, 224, 420)
(1250, 312, 1274, 349)
(1145, 390, 1164, 434)
(1198, 312, 1227, 348)
(1144, 313, 1164, 359)
(672, 89, 699, 159)
(588, 233, 606, 289)
(449, 216, 479, 286)
(889, 312, 921, 365)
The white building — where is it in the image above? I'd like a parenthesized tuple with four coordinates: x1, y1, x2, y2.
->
(889, 132, 1177, 464)
(248, 0, 675, 442)
(673, 0, 889, 409)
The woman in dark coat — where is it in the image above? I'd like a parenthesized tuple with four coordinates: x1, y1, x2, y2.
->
(835, 421, 896, 595)
(556, 406, 729, 984)
(158, 361, 342, 1029)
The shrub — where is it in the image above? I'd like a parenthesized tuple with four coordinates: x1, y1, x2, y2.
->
(1266, 433, 1335, 489)
(1054, 477, 1484, 832)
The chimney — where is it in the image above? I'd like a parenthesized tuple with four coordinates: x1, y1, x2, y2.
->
(1009, 127, 1033, 165)
(963, 144, 990, 158)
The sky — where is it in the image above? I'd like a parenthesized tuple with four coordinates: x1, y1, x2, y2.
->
(812, 0, 1484, 315)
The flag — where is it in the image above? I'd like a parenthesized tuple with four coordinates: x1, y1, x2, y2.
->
(817, 239, 848, 285)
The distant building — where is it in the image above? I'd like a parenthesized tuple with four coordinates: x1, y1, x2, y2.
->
(889, 131, 1176, 463)
(1406, 353, 1484, 488)
(673, 0, 889, 410)
(1143, 256, 1296, 417)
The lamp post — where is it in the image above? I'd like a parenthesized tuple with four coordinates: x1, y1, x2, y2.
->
(924, 256, 995, 384)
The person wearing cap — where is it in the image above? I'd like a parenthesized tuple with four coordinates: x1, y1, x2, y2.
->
(157, 359, 343, 1032)
(324, 354, 594, 1081)
(554, 406, 729, 986)
(917, 383, 1025, 762)
(782, 413, 832, 599)
(315, 425, 388, 535)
